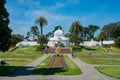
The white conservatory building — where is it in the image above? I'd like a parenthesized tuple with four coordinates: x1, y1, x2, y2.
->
(47, 28, 69, 47)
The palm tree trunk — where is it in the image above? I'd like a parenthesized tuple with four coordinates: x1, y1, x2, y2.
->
(40, 26, 43, 35)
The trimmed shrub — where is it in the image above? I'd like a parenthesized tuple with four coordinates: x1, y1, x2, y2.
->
(100, 46, 108, 52)
(72, 46, 82, 51)
(35, 46, 45, 51)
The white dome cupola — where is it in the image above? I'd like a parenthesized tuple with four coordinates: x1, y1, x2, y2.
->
(54, 28, 63, 36)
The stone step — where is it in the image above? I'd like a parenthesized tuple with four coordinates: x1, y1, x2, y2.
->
(44, 47, 72, 54)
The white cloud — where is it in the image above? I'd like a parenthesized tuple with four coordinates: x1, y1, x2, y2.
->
(48, 0, 80, 11)
(25, 9, 77, 33)
(49, 2, 66, 10)
(66, 0, 80, 5)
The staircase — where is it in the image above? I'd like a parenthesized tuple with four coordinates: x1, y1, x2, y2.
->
(44, 47, 72, 54)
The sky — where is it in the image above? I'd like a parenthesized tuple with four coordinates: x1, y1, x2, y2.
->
(5, 0, 120, 37)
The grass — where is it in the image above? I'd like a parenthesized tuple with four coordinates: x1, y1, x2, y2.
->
(76, 47, 120, 65)
(95, 66, 120, 79)
(0, 46, 43, 76)
(54, 56, 61, 67)
(33, 55, 82, 75)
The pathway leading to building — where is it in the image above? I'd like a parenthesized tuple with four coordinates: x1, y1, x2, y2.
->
(1, 54, 119, 80)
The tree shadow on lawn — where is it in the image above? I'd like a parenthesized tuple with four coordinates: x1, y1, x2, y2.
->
(0, 65, 22, 76)
(33, 68, 68, 75)
(0, 65, 67, 77)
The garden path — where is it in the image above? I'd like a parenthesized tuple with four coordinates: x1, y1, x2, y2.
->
(1, 54, 119, 80)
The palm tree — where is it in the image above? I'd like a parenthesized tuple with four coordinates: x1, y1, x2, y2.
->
(69, 21, 83, 46)
(35, 17, 48, 35)
(69, 21, 83, 35)
(25, 31, 31, 41)
(97, 32, 106, 46)
(31, 26, 39, 40)
(37, 35, 48, 46)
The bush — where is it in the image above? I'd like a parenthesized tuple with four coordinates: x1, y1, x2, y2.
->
(84, 46, 97, 50)
(100, 46, 108, 52)
(72, 46, 82, 51)
(115, 37, 120, 47)
(35, 46, 45, 51)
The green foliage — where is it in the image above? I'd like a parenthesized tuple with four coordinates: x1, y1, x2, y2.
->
(110, 46, 120, 51)
(84, 46, 97, 50)
(69, 21, 83, 46)
(31, 25, 39, 40)
(35, 46, 45, 51)
(102, 22, 120, 39)
(72, 46, 82, 51)
(95, 66, 120, 79)
(100, 46, 108, 52)
(87, 24, 100, 39)
(0, 0, 12, 52)
(115, 37, 120, 47)
(37, 35, 48, 46)
(11, 34, 23, 46)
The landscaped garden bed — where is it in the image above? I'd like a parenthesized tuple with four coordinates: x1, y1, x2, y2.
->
(47, 55, 68, 70)
(76, 47, 120, 79)
(33, 55, 82, 75)
(0, 46, 43, 76)
(77, 48, 120, 65)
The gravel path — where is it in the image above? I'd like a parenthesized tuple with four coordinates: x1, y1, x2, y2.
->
(1, 54, 119, 80)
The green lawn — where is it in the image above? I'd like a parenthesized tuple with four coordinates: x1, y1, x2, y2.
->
(76, 47, 120, 65)
(95, 66, 120, 79)
(76, 47, 120, 79)
(0, 46, 43, 76)
(33, 55, 82, 75)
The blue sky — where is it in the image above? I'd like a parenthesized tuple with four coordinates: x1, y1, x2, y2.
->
(6, 0, 120, 37)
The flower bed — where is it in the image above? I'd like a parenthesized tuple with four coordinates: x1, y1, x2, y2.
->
(47, 55, 68, 70)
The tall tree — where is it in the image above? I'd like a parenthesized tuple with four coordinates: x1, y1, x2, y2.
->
(69, 21, 83, 46)
(31, 25, 39, 40)
(82, 27, 89, 40)
(87, 24, 99, 39)
(115, 37, 120, 47)
(0, 0, 12, 52)
(35, 17, 48, 35)
(37, 35, 48, 46)
(102, 22, 120, 39)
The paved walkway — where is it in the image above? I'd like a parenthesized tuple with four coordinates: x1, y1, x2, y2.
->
(1, 54, 119, 80)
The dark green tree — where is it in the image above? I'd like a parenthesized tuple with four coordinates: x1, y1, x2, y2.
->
(35, 17, 48, 35)
(37, 35, 48, 46)
(25, 31, 31, 41)
(82, 27, 89, 40)
(97, 32, 106, 46)
(87, 24, 99, 39)
(0, 0, 12, 52)
(11, 34, 24, 46)
(115, 37, 120, 47)
(69, 21, 83, 46)
(102, 22, 120, 39)
(31, 25, 39, 40)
